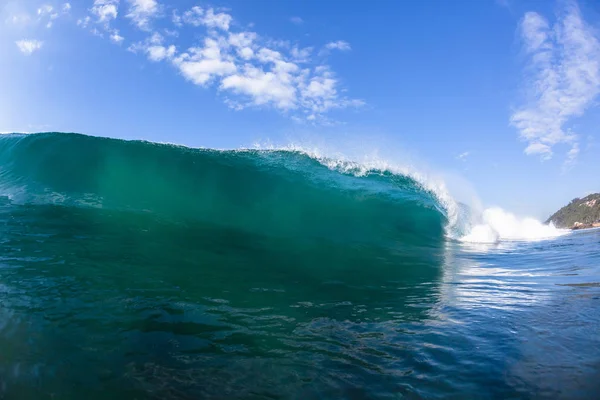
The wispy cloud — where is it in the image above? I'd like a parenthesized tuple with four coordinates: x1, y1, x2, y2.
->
(290, 16, 303, 25)
(91, 0, 119, 23)
(80, 0, 124, 43)
(37, 5, 56, 18)
(110, 30, 124, 44)
(8, 13, 32, 26)
(181, 6, 231, 30)
(126, 0, 160, 30)
(8, 3, 70, 29)
(456, 151, 470, 161)
(511, 1, 600, 165)
(37, 4, 64, 28)
(16, 39, 43, 55)
(325, 40, 351, 51)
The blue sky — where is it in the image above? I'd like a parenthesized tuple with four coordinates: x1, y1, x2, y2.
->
(1, 0, 599, 219)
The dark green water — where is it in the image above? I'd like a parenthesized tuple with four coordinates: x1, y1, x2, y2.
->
(0, 133, 598, 399)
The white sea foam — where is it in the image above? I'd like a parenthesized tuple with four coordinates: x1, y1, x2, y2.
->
(460, 207, 569, 243)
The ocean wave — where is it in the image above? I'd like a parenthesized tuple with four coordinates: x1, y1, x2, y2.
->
(0, 132, 450, 247)
(0, 132, 564, 245)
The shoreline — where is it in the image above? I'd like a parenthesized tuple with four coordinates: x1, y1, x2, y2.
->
(571, 224, 600, 231)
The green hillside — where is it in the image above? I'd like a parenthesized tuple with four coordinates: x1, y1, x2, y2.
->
(546, 193, 600, 228)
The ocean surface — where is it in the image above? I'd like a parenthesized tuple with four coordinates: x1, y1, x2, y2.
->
(0, 132, 598, 399)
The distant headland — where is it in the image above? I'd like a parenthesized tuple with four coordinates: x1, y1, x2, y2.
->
(546, 193, 600, 230)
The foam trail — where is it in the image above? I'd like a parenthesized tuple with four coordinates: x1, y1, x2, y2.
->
(461, 207, 569, 243)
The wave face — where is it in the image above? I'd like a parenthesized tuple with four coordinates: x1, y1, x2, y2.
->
(0, 132, 451, 247)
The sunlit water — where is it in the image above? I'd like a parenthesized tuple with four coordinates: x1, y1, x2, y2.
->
(0, 203, 598, 399)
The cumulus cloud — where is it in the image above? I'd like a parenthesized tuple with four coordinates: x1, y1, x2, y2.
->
(173, 37, 237, 85)
(147, 44, 176, 61)
(290, 17, 303, 25)
(511, 2, 600, 164)
(81, 3, 362, 120)
(16, 39, 43, 55)
(203, 8, 232, 31)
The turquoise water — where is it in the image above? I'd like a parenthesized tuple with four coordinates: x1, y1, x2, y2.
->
(0, 133, 598, 399)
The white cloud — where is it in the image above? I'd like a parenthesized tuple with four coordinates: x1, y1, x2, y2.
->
(37, 4, 62, 27)
(182, 6, 231, 31)
(566, 142, 579, 164)
(238, 47, 254, 60)
(110, 30, 124, 44)
(290, 16, 303, 25)
(221, 65, 298, 109)
(325, 40, 351, 51)
(16, 40, 43, 55)
(63, 3, 72, 12)
(77, 16, 91, 27)
(126, 0, 159, 29)
(164, 28, 178, 37)
(7, 2, 69, 28)
(228, 32, 256, 48)
(524, 142, 551, 158)
(511, 2, 600, 164)
(173, 38, 237, 85)
(91, 0, 119, 23)
(171, 10, 182, 27)
(9, 14, 32, 25)
(147, 45, 176, 61)
(37, 5, 54, 16)
(80, 1, 124, 44)
(456, 151, 470, 161)
(228, 32, 257, 59)
(299, 66, 364, 115)
(203, 8, 232, 31)
(81, 3, 361, 121)
(290, 46, 312, 62)
(182, 6, 202, 25)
